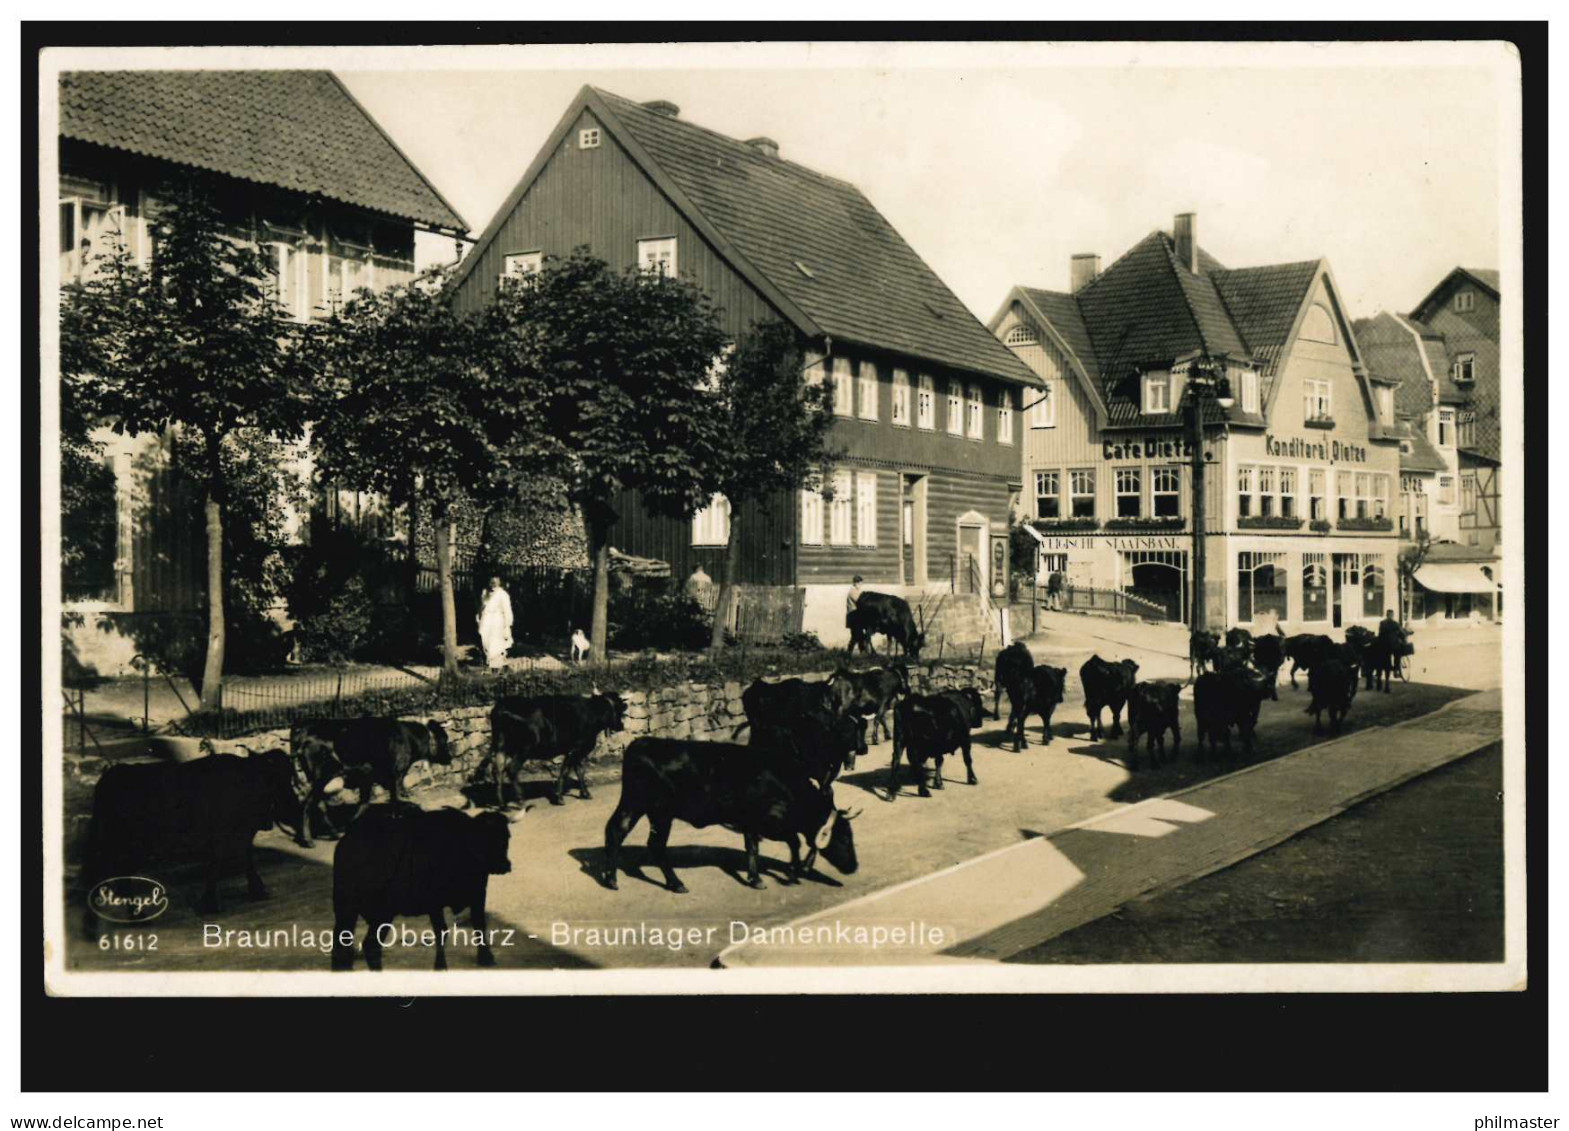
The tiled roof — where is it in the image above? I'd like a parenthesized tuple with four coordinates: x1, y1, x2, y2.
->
(1392, 419, 1447, 474)
(584, 90, 1036, 386)
(59, 70, 466, 232)
(1011, 232, 1321, 428)
(1410, 265, 1501, 322)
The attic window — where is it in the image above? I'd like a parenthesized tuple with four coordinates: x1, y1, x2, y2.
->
(1400, 440, 1413, 455)
(1452, 353, 1476, 382)
(1004, 325, 1036, 346)
(578, 128, 601, 150)
(1454, 290, 1475, 313)
(794, 259, 816, 279)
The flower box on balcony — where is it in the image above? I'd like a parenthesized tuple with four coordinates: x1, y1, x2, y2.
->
(1337, 516, 1394, 532)
(1308, 519, 1333, 534)
(1237, 515, 1305, 531)
(1032, 517, 1101, 533)
(1102, 516, 1186, 532)
(1304, 415, 1336, 430)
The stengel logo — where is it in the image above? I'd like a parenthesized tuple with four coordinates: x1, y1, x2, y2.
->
(89, 876, 169, 924)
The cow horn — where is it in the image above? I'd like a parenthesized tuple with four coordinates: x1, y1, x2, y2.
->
(814, 811, 838, 850)
(842, 807, 864, 821)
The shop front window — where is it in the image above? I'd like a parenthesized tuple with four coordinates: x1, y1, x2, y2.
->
(1362, 557, 1387, 619)
(1302, 553, 1328, 622)
(1238, 550, 1288, 624)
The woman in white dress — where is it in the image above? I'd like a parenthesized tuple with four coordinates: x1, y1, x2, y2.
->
(476, 576, 514, 670)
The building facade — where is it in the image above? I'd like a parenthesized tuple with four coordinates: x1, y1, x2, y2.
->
(993, 214, 1404, 634)
(59, 70, 468, 673)
(1354, 267, 1503, 621)
(447, 87, 1039, 639)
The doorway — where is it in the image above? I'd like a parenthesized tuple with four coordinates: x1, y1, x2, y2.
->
(958, 523, 984, 593)
(1332, 552, 1361, 628)
(901, 474, 927, 585)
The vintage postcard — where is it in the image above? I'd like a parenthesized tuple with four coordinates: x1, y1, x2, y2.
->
(40, 39, 1526, 996)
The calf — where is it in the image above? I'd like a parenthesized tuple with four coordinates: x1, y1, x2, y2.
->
(1125, 681, 1182, 771)
(1003, 665, 1067, 751)
(602, 738, 860, 893)
(1189, 630, 1223, 680)
(847, 592, 926, 660)
(1192, 668, 1273, 761)
(331, 805, 515, 971)
(888, 688, 986, 799)
(81, 751, 298, 937)
(992, 641, 1035, 727)
(1080, 655, 1140, 741)
(486, 691, 626, 808)
(828, 664, 910, 745)
(291, 718, 452, 848)
(1282, 633, 1336, 688)
(1251, 631, 1286, 700)
(1306, 658, 1358, 734)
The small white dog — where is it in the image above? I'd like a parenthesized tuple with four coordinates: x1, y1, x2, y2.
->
(570, 628, 591, 664)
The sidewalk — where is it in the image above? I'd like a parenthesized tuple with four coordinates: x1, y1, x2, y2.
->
(716, 686, 1502, 967)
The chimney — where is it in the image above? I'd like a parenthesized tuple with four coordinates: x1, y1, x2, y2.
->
(642, 99, 680, 117)
(1070, 253, 1101, 294)
(1174, 212, 1198, 274)
(745, 136, 780, 159)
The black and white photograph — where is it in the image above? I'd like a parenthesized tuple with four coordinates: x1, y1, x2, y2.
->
(39, 35, 1528, 1014)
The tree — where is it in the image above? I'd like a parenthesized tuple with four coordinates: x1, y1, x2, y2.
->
(1397, 529, 1434, 625)
(704, 320, 834, 648)
(484, 250, 730, 660)
(313, 264, 521, 676)
(82, 179, 316, 708)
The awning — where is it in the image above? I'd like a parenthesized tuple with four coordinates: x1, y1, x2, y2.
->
(1413, 562, 1498, 595)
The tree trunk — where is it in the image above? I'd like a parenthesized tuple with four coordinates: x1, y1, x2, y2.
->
(198, 490, 226, 711)
(709, 510, 740, 650)
(405, 475, 420, 604)
(588, 513, 611, 662)
(435, 513, 459, 677)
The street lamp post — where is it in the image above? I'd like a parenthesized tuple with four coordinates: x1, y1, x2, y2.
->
(1185, 357, 1234, 635)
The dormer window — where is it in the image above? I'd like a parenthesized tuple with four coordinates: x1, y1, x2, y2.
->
(1454, 290, 1475, 313)
(1452, 353, 1476, 382)
(1143, 372, 1171, 414)
(579, 128, 602, 149)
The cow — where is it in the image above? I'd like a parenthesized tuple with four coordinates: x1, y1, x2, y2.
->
(1192, 667, 1273, 761)
(1251, 630, 1286, 700)
(485, 691, 626, 808)
(992, 640, 1035, 726)
(1002, 664, 1067, 751)
(81, 750, 299, 938)
(1306, 657, 1359, 734)
(735, 677, 845, 740)
(1343, 625, 1377, 669)
(290, 718, 452, 848)
(1080, 655, 1139, 741)
(602, 738, 860, 893)
(752, 702, 868, 795)
(887, 688, 986, 799)
(1189, 630, 1223, 680)
(847, 592, 926, 660)
(828, 664, 910, 745)
(331, 805, 516, 971)
(1225, 627, 1254, 657)
(1125, 681, 1182, 771)
(1282, 633, 1336, 688)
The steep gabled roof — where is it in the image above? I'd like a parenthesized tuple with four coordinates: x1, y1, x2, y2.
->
(1391, 417, 1448, 474)
(1410, 265, 1500, 322)
(452, 85, 1037, 386)
(59, 70, 467, 232)
(1354, 312, 1438, 420)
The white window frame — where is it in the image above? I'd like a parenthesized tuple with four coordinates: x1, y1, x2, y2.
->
(997, 388, 1013, 445)
(1030, 381, 1057, 429)
(966, 384, 984, 439)
(271, 240, 309, 323)
(947, 381, 964, 435)
(916, 374, 936, 430)
(1454, 290, 1475, 313)
(1336, 470, 1353, 520)
(1279, 467, 1298, 518)
(858, 362, 879, 421)
(1304, 378, 1332, 422)
(832, 357, 854, 417)
(1069, 469, 1096, 518)
(1115, 467, 1142, 518)
(855, 471, 878, 547)
(1143, 372, 1171, 414)
(691, 494, 731, 547)
(637, 236, 677, 277)
(1309, 469, 1327, 522)
(1452, 353, 1476, 383)
(502, 250, 543, 285)
(830, 468, 853, 546)
(1438, 475, 1456, 505)
(1240, 370, 1260, 415)
(1438, 408, 1455, 448)
(800, 486, 824, 546)
(578, 127, 602, 149)
(1373, 473, 1390, 520)
(1152, 466, 1181, 518)
(1237, 465, 1256, 519)
(1004, 324, 1036, 346)
(891, 368, 911, 426)
(1035, 470, 1061, 519)
(1257, 465, 1277, 517)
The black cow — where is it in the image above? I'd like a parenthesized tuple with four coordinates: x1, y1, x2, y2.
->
(828, 664, 910, 745)
(753, 704, 868, 795)
(1125, 681, 1182, 771)
(1189, 630, 1222, 680)
(1282, 633, 1336, 688)
(735, 677, 844, 739)
(847, 592, 926, 659)
(1306, 657, 1358, 733)
(888, 688, 986, 799)
(1080, 655, 1140, 740)
(602, 738, 860, 893)
(1343, 625, 1377, 670)
(1192, 667, 1273, 761)
(291, 718, 452, 848)
(1225, 627, 1255, 657)
(486, 692, 626, 808)
(331, 805, 515, 971)
(993, 641, 1035, 726)
(81, 751, 298, 937)
(1251, 631, 1286, 700)
(1003, 664, 1067, 751)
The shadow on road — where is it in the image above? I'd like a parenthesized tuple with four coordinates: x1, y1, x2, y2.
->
(568, 842, 846, 894)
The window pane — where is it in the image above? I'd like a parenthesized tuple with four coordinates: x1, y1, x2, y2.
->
(856, 471, 878, 546)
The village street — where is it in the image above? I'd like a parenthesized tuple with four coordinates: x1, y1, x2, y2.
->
(67, 616, 1503, 974)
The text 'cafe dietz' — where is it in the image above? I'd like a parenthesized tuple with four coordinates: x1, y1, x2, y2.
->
(1039, 427, 1400, 633)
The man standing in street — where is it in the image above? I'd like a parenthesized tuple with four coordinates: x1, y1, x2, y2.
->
(847, 575, 864, 629)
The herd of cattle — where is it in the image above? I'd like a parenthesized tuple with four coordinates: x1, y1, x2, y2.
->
(79, 598, 1413, 970)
